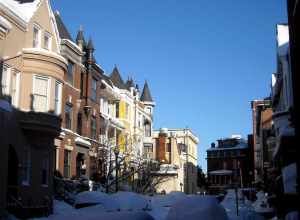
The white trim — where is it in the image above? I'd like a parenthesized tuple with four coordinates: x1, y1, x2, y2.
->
(12, 71, 20, 107)
(54, 80, 62, 115)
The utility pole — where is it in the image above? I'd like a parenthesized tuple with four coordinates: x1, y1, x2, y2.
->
(184, 127, 189, 194)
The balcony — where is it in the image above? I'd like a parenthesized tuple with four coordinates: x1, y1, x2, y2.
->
(16, 111, 61, 136)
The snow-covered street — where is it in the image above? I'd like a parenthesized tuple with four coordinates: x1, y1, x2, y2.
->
(6, 189, 276, 220)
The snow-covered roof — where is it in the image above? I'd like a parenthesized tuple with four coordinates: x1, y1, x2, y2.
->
(0, 0, 41, 24)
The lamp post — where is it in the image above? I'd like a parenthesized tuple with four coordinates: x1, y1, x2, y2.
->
(114, 146, 120, 192)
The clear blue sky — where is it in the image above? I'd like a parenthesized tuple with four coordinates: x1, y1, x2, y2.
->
(51, 0, 287, 171)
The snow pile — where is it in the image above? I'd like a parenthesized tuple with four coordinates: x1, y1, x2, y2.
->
(147, 191, 187, 220)
(221, 189, 264, 220)
(166, 195, 228, 220)
(74, 191, 119, 211)
(112, 191, 151, 211)
(252, 191, 274, 214)
(150, 191, 186, 208)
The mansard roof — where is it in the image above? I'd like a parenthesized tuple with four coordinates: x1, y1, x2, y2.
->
(110, 67, 126, 89)
(54, 11, 73, 41)
(140, 81, 154, 102)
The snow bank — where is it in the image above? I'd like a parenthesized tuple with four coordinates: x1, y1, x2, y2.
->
(151, 191, 186, 208)
(112, 191, 151, 211)
(222, 189, 264, 220)
(166, 195, 228, 220)
(74, 191, 119, 211)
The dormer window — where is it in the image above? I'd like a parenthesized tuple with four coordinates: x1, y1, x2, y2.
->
(44, 32, 52, 50)
(33, 25, 41, 48)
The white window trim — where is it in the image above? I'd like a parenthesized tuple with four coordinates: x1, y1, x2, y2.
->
(44, 31, 52, 51)
(12, 71, 20, 108)
(32, 75, 51, 112)
(33, 24, 41, 48)
(2, 65, 11, 95)
(55, 80, 62, 115)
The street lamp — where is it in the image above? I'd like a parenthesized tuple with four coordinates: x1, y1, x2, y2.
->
(114, 146, 120, 192)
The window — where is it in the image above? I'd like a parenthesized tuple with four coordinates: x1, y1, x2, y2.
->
(77, 113, 82, 135)
(80, 72, 84, 98)
(41, 153, 49, 186)
(67, 60, 74, 85)
(100, 98, 109, 115)
(33, 25, 40, 48)
(54, 81, 62, 115)
(143, 144, 153, 159)
(64, 150, 71, 178)
(33, 76, 49, 112)
(91, 78, 97, 101)
(166, 143, 171, 152)
(1, 65, 10, 95)
(11, 72, 20, 107)
(115, 102, 120, 118)
(91, 116, 97, 139)
(65, 104, 72, 129)
(44, 32, 51, 50)
(22, 147, 31, 186)
(145, 122, 151, 137)
(146, 107, 152, 114)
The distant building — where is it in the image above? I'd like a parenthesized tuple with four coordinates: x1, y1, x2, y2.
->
(206, 135, 252, 193)
(152, 128, 199, 194)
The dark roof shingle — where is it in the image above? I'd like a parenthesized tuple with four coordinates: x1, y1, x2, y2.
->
(110, 67, 126, 89)
(140, 81, 154, 102)
(54, 12, 73, 41)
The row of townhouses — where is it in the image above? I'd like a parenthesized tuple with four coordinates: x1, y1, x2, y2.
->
(251, 19, 298, 218)
(0, 0, 199, 218)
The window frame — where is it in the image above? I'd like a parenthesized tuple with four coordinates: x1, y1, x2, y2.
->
(64, 150, 71, 178)
(44, 31, 52, 51)
(65, 103, 73, 130)
(33, 24, 41, 48)
(32, 75, 50, 112)
(54, 80, 62, 115)
(91, 116, 97, 140)
(1, 65, 11, 96)
(67, 60, 74, 86)
(91, 77, 97, 101)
